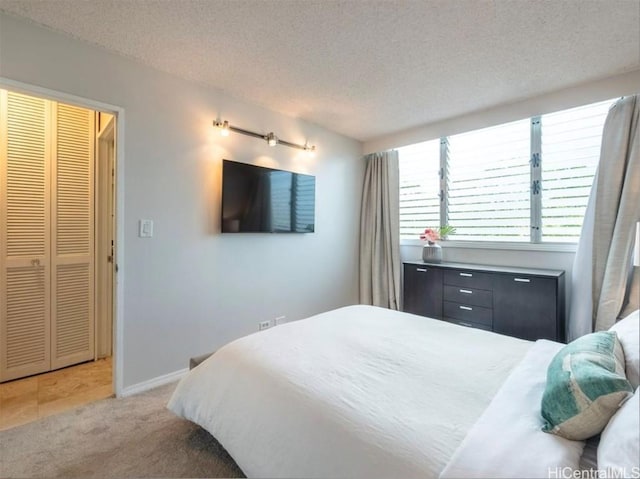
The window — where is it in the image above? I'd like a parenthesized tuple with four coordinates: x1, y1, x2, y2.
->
(540, 101, 614, 242)
(398, 139, 440, 238)
(398, 98, 614, 243)
(447, 119, 530, 241)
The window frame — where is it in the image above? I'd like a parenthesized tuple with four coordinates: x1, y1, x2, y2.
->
(400, 237, 578, 252)
(398, 100, 613, 250)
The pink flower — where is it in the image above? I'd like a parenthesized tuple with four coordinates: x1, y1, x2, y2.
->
(420, 228, 440, 243)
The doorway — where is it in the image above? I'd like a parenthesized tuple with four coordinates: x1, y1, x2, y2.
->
(0, 87, 118, 426)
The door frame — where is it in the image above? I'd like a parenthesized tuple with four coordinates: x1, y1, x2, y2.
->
(96, 114, 115, 360)
(0, 77, 126, 397)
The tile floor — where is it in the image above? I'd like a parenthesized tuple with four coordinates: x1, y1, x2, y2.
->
(0, 357, 113, 431)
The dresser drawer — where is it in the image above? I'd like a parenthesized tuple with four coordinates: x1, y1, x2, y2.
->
(493, 274, 559, 341)
(443, 285, 492, 308)
(403, 264, 443, 318)
(444, 317, 492, 332)
(443, 301, 493, 327)
(444, 269, 493, 290)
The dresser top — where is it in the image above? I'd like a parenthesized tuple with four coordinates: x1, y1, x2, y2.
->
(403, 261, 565, 278)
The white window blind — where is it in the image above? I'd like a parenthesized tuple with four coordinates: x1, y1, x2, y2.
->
(270, 171, 291, 232)
(397, 98, 616, 244)
(540, 100, 612, 242)
(293, 174, 315, 232)
(398, 140, 440, 239)
(447, 119, 531, 241)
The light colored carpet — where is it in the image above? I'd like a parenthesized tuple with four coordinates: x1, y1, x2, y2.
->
(0, 382, 244, 478)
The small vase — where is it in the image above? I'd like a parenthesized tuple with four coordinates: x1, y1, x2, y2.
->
(422, 241, 442, 263)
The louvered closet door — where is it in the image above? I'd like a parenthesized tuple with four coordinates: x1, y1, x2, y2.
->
(0, 91, 52, 382)
(50, 103, 95, 370)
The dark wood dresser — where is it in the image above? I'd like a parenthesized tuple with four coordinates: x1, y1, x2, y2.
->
(403, 261, 566, 342)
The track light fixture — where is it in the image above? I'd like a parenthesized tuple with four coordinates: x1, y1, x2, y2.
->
(214, 120, 316, 154)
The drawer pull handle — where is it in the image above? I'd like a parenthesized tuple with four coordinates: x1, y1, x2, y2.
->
(459, 321, 473, 327)
(459, 305, 473, 311)
(460, 273, 473, 277)
(416, 268, 427, 272)
(460, 289, 473, 294)
(514, 278, 531, 283)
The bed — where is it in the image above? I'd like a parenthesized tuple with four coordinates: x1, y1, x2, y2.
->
(168, 305, 635, 478)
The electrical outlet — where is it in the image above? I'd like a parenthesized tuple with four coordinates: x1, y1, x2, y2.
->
(274, 316, 286, 326)
(258, 320, 272, 331)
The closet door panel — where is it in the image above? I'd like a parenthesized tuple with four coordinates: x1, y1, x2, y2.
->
(3, 263, 49, 380)
(50, 103, 95, 369)
(1, 91, 51, 381)
(53, 260, 91, 364)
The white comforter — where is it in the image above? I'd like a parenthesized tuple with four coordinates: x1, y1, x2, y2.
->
(440, 340, 585, 478)
(168, 305, 531, 478)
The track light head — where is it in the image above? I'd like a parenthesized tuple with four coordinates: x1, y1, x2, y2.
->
(304, 144, 316, 157)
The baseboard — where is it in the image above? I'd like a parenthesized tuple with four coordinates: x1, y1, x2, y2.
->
(119, 368, 189, 398)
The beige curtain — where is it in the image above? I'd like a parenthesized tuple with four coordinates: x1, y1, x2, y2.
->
(359, 151, 401, 310)
(592, 95, 640, 330)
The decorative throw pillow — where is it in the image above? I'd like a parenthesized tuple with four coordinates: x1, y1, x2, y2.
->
(541, 331, 633, 440)
(609, 310, 640, 389)
(597, 388, 639, 478)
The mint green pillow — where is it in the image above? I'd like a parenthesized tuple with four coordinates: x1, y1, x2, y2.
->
(541, 331, 633, 440)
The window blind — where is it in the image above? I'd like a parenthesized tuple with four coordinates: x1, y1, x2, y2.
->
(270, 171, 291, 232)
(540, 100, 612, 242)
(447, 119, 531, 241)
(398, 140, 440, 239)
(293, 174, 315, 232)
(397, 98, 616, 244)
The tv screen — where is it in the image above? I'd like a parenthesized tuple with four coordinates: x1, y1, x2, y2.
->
(221, 160, 316, 233)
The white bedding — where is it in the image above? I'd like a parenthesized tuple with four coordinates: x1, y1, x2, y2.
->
(440, 340, 585, 478)
(168, 305, 531, 478)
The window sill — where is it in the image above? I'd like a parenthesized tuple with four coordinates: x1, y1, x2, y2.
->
(400, 239, 578, 253)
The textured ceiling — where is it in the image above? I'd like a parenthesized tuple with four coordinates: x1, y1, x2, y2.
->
(1, 0, 639, 142)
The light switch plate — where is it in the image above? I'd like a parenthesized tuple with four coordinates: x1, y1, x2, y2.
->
(139, 219, 153, 238)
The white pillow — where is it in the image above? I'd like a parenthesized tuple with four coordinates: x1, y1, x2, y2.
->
(597, 388, 639, 478)
(609, 310, 639, 389)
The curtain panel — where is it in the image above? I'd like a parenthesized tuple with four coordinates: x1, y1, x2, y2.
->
(569, 95, 640, 339)
(359, 151, 401, 310)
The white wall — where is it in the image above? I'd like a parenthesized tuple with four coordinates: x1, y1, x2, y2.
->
(401, 245, 574, 273)
(0, 13, 363, 389)
(364, 69, 640, 154)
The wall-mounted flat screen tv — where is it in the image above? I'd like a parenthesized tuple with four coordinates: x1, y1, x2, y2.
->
(221, 160, 316, 233)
